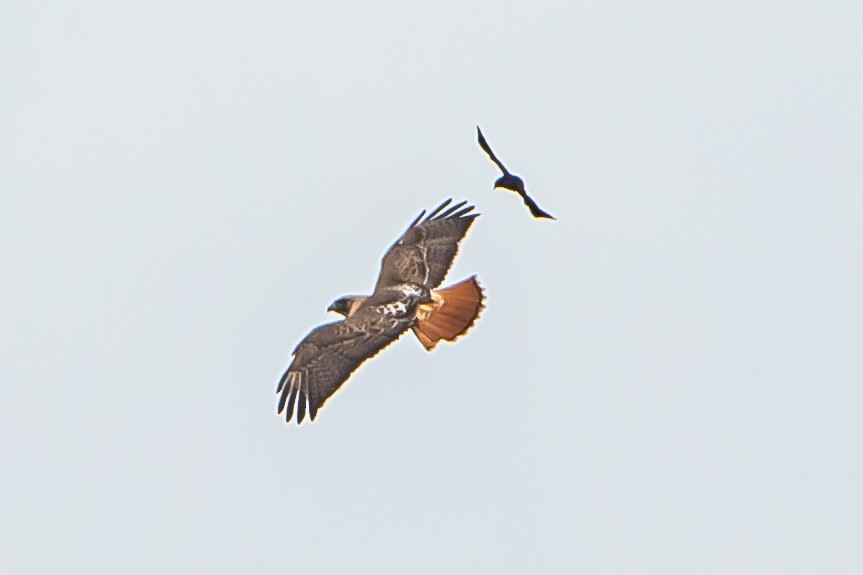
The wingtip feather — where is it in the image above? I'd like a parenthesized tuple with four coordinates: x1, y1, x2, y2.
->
(425, 198, 453, 221)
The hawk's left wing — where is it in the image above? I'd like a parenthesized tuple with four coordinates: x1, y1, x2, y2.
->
(276, 306, 412, 424)
(373, 199, 479, 292)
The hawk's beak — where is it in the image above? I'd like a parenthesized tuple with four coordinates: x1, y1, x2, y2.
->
(328, 299, 352, 317)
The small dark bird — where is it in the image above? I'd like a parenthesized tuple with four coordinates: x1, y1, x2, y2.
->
(476, 126, 555, 220)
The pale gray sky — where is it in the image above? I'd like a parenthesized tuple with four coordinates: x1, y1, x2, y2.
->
(2, 1, 862, 573)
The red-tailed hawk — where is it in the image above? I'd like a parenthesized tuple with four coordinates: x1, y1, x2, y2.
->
(476, 126, 556, 220)
(276, 199, 485, 425)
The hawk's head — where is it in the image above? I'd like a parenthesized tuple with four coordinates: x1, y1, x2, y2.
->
(327, 296, 366, 318)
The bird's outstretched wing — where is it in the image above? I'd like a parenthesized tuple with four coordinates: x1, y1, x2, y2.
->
(476, 126, 509, 174)
(520, 191, 556, 220)
(276, 305, 413, 424)
(374, 198, 479, 292)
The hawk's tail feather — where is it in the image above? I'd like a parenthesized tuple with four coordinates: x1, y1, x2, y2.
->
(412, 276, 485, 351)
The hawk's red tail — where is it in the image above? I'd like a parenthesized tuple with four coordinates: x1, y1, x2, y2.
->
(412, 276, 485, 351)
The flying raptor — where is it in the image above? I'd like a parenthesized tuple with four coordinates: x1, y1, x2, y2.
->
(476, 126, 556, 220)
(276, 199, 485, 425)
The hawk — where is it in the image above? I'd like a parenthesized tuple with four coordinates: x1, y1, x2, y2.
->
(476, 125, 556, 220)
(276, 199, 485, 425)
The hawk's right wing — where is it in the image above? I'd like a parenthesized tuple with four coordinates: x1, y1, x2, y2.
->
(276, 306, 412, 425)
(374, 199, 479, 292)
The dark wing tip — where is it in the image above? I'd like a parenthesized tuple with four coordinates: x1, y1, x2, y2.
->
(476, 126, 488, 147)
(522, 193, 556, 220)
(454, 207, 478, 221)
(424, 198, 453, 221)
(405, 209, 427, 231)
(277, 371, 310, 425)
(475, 127, 509, 175)
(276, 374, 297, 423)
(296, 391, 307, 424)
(285, 384, 298, 423)
(423, 198, 478, 223)
(432, 199, 468, 221)
(276, 371, 288, 395)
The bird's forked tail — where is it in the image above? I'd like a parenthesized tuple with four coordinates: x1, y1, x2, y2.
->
(412, 276, 485, 351)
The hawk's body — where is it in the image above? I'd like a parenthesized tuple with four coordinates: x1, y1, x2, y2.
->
(277, 199, 484, 425)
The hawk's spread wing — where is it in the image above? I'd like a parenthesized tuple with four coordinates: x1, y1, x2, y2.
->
(276, 305, 413, 424)
(374, 199, 479, 292)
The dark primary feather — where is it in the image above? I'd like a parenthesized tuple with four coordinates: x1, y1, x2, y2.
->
(374, 198, 479, 292)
